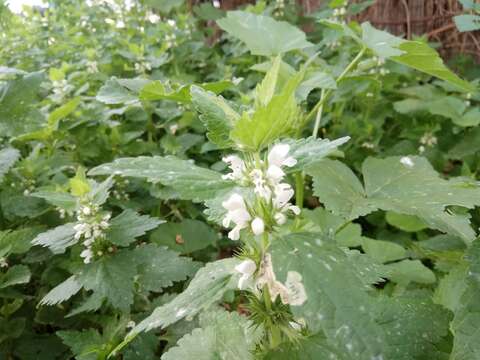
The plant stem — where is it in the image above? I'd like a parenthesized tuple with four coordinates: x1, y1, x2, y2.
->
(295, 172, 304, 208)
(306, 47, 367, 130)
(312, 88, 326, 138)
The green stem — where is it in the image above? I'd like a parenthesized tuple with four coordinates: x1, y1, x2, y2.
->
(295, 172, 304, 208)
(312, 89, 326, 138)
(305, 47, 366, 127)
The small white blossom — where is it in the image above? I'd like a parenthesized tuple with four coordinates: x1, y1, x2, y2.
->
(222, 194, 251, 240)
(268, 144, 297, 169)
(235, 259, 256, 290)
(222, 155, 246, 181)
(400, 156, 414, 168)
(251, 217, 265, 236)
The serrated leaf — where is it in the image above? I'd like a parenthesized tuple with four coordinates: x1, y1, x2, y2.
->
(31, 223, 77, 254)
(450, 240, 480, 360)
(30, 190, 77, 211)
(0, 147, 20, 182)
(39, 276, 82, 306)
(433, 264, 468, 312)
(0, 227, 42, 256)
(264, 334, 343, 359)
(231, 73, 303, 151)
(255, 55, 281, 107)
(76, 250, 137, 311)
(96, 78, 139, 105)
(284, 136, 350, 172)
(162, 310, 259, 360)
(217, 11, 312, 56)
(0, 71, 45, 137)
(0, 265, 31, 289)
(89, 156, 233, 202)
(190, 85, 238, 148)
(150, 219, 217, 253)
(383, 259, 436, 285)
(115, 258, 240, 353)
(134, 244, 199, 292)
(308, 157, 480, 243)
(297, 71, 337, 101)
(271, 232, 386, 358)
(57, 329, 105, 360)
(106, 210, 164, 247)
(47, 97, 80, 128)
(360, 23, 473, 91)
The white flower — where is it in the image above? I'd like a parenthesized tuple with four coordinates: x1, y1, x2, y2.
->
(273, 183, 294, 208)
(80, 248, 93, 264)
(266, 164, 285, 183)
(222, 194, 251, 240)
(400, 156, 414, 168)
(251, 217, 265, 236)
(235, 259, 256, 290)
(222, 155, 246, 181)
(268, 144, 297, 168)
(250, 169, 271, 200)
(274, 212, 287, 225)
(82, 206, 92, 215)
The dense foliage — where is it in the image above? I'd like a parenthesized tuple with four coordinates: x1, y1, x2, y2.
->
(1, 0, 480, 359)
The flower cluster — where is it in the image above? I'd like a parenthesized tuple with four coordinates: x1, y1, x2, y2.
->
(274, 0, 285, 17)
(222, 144, 300, 241)
(235, 254, 307, 306)
(330, 6, 347, 24)
(73, 203, 111, 264)
(418, 132, 437, 153)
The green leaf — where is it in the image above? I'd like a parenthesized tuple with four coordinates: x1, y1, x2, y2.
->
(57, 329, 105, 360)
(0, 147, 20, 182)
(454, 14, 480, 32)
(308, 159, 376, 219)
(231, 73, 303, 151)
(162, 310, 259, 360)
(0, 227, 42, 256)
(284, 136, 350, 172)
(76, 250, 138, 311)
(31, 223, 77, 254)
(385, 212, 427, 232)
(30, 190, 77, 211)
(271, 233, 386, 358)
(106, 210, 164, 247)
(297, 71, 337, 101)
(217, 11, 312, 56)
(453, 107, 480, 127)
(308, 157, 480, 243)
(360, 237, 407, 263)
(433, 264, 468, 312)
(89, 156, 233, 202)
(0, 265, 31, 289)
(115, 258, 240, 353)
(450, 240, 480, 360)
(39, 276, 82, 306)
(139, 81, 191, 103)
(0, 71, 45, 137)
(255, 55, 281, 107)
(360, 23, 474, 92)
(383, 259, 436, 285)
(96, 78, 140, 105)
(134, 244, 199, 292)
(190, 85, 239, 148)
(150, 219, 218, 254)
(47, 97, 81, 129)
(263, 334, 343, 360)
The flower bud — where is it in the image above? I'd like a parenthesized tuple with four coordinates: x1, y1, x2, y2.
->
(251, 217, 265, 236)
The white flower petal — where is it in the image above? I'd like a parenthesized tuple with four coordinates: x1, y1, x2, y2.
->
(268, 144, 290, 167)
(251, 217, 265, 236)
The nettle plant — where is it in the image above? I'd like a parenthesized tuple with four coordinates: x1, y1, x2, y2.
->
(2, 6, 480, 360)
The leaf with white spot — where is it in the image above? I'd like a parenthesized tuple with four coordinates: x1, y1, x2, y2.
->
(308, 157, 480, 243)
